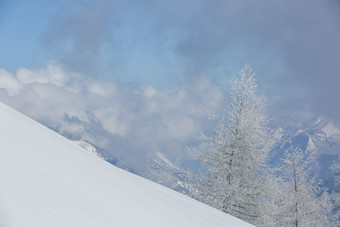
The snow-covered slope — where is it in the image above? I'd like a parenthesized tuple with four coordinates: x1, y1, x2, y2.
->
(0, 102, 252, 227)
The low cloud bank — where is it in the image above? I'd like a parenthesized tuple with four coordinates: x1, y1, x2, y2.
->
(0, 62, 225, 170)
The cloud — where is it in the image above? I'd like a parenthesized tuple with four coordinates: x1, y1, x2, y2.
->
(0, 62, 225, 171)
(0, 69, 21, 95)
(41, 0, 116, 76)
(3, 0, 339, 172)
(175, 0, 340, 116)
(40, 0, 340, 119)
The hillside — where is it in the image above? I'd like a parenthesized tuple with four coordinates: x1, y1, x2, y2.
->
(0, 102, 252, 227)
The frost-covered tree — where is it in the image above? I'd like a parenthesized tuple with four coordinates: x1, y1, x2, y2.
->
(193, 65, 281, 225)
(277, 146, 336, 226)
(331, 157, 340, 221)
(332, 159, 340, 199)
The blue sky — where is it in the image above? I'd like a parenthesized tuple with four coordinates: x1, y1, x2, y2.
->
(0, 1, 55, 69)
(2, 0, 339, 92)
(0, 0, 338, 99)
(0, 0, 340, 169)
(0, 0, 285, 89)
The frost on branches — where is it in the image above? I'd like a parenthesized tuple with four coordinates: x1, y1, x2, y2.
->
(276, 146, 337, 227)
(331, 158, 340, 222)
(193, 65, 281, 225)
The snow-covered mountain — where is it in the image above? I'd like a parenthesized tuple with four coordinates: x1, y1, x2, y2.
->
(56, 110, 340, 196)
(272, 117, 340, 189)
(144, 152, 191, 194)
(285, 117, 340, 155)
(0, 102, 252, 227)
(143, 116, 340, 195)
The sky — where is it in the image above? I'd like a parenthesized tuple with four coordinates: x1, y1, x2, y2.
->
(0, 0, 339, 170)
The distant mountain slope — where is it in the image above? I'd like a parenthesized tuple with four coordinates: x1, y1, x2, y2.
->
(271, 117, 340, 189)
(144, 152, 191, 194)
(0, 102, 252, 227)
(73, 140, 107, 160)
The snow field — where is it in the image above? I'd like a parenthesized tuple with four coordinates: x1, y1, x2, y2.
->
(0, 102, 252, 227)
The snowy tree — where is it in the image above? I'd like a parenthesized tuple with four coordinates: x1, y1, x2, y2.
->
(277, 146, 336, 226)
(331, 157, 340, 221)
(193, 64, 281, 225)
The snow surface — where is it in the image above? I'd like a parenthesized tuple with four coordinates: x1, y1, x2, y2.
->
(0, 102, 252, 227)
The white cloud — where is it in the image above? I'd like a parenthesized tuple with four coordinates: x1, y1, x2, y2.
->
(16, 63, 69, 87)
(0, 69, 22, 95)
(165, 116, 197, 140)
(0, 62, 226, 171)
(88, 82, 117, 98)
(94, 107, 130, 138)
(140, 84, 157, 98)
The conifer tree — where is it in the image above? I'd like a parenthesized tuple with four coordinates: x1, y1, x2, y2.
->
(194, 65, 281, 225)
(331, 158, 340, 223)
(277, 146, 336, 226)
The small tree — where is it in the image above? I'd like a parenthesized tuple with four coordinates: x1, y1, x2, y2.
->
(331, 157, 340, 222)
(193, 65, 281, 225)
(277, 146, 336, 226)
